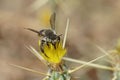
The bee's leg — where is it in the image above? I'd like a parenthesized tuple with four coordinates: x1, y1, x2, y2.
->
(40, 40, 49, 58)
(58, 36, 60, 41)
(54, 36, 61, 48)
(46, 42, 50, 48)
(40, 40, 44, 53)
(52, 42, 56, 49)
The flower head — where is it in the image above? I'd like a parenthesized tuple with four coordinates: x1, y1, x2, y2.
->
(40, 41, 66, 64)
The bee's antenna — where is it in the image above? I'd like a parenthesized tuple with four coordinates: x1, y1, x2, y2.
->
(24, 28, 39, 34)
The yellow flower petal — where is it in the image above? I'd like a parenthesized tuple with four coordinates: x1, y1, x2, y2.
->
(41, 42, 66, 63)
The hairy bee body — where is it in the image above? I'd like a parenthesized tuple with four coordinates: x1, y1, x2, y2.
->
(26, 28, 61, 53)
(39, 29, 60, 54)
(26, 12, 62, 58)
(39, 29, 60, 43)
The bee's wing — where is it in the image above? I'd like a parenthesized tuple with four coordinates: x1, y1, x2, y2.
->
(50, 12, 56, 30)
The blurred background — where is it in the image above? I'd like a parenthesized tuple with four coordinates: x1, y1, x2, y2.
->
(0, 0, 120, 80)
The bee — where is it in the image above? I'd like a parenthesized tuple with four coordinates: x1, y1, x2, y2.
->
(26, 12, 61, 54)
